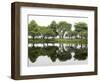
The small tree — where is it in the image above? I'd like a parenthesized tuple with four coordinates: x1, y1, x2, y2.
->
(74, 22, 87, 39)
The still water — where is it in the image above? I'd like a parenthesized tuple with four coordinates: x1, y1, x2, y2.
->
(28, 43, 88, 66)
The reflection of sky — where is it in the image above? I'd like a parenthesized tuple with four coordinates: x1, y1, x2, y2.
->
(28, 55, 88, 67)
(28, 15, 88, 31)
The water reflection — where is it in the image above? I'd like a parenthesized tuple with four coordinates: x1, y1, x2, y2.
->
(28, 43, 88, 63)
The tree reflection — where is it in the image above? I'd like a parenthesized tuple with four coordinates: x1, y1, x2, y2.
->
(28, 44, 88, 63)
(74, 47, 87, 60)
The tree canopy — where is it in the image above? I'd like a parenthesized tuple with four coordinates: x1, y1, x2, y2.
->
(28, 20, 87, 40)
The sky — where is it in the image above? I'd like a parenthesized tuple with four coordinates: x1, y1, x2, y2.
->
(28, 14, 88, 31)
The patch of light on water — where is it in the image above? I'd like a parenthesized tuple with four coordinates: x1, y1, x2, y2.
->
(77, 45, 81, 48)
(28, 44, 33, 47)
(28, 36, 32, 39)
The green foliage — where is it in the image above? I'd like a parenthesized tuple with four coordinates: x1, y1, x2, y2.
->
(74, 48, 87, 60)
(74, 22, 87, 39)
(58, 21, 71, 31)
(28, 20, 88, 43)
(28, 20, 38, 31)
(74, 22, 87, 32)
(28, 46, 72, 63)
(39, 27, 56, 38)
(28, 20, 88, 63)
(28, 44, 88, 63)
(49, 21, 57, 30)
(57, 21, 72, 38)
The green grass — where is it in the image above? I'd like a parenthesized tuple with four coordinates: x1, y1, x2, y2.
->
(28, 38, 87, 44)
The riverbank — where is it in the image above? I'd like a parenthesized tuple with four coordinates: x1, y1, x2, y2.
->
(28, 38, 87, 44)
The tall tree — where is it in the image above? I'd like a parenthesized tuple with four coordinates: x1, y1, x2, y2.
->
(49, 21, 57, 31)
(58, 21, 71, 38)
(28, 20, 38, 39)
(49, 21, 58, 38)
(28, 20, 38, 31)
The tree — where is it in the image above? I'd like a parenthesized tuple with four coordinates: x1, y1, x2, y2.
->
(66, 30, 77, 39)
(72, 31, 78, 39)
(58, 21, 71, 38)
(45, 28, 56, 39)
(74, 48, 87, 60)
(48, 21, 58, 38)
(39, 27, 47, 39)
(49, 21, 57, 31)
(82, 31, 87, 39)
(28, 20, 38, 31)
(74, 22, 87, 39)
(67, 31, 73, 39)
(28, 20, 38, 39)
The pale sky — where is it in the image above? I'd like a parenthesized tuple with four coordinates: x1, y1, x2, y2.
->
(28, 15, 88, 30)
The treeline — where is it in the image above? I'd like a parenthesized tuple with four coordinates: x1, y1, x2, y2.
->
(28, 20, 87, 40)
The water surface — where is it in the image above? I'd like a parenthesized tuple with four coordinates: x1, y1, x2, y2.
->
(28, 43, 88, 66)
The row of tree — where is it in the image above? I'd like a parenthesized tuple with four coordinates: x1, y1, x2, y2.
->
(28, 20, 87, 39)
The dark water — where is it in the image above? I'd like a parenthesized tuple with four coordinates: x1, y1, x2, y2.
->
(28, 43, 88, 66)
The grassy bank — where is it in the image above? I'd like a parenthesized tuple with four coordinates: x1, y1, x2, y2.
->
(28, 38, 87, 44)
